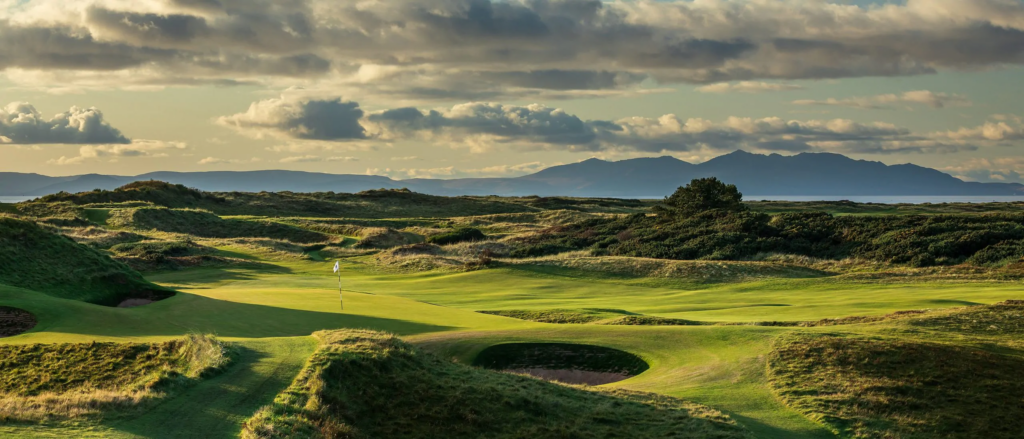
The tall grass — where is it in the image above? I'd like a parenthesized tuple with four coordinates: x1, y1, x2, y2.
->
(0, 334, 231, 423)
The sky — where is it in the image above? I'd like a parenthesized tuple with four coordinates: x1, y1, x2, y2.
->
(1, 0, 1023, 183)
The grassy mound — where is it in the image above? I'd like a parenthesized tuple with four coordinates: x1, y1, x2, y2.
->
(242, 330, 751, 439)
(0, 217, 173, 305)
(41, 181, 221, 209)
(768, 334, 1024, 439)
(0, 334, 230, 422)
(107, 239, 241, 271)
(108, 207, 328, 244)
(909, 300, 1024, 336)
(45, 183, 539, 218)
(0, 306, 36, 338)
(426, 227, 486, 245)
(353, 227, 417, 249)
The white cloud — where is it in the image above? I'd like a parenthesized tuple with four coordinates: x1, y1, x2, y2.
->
(944, 157, 1024, 183)
(696, 82, 803, 94)
(279, 155, 358, 163)
(793, 90, 972, 110)
(198, 157, 258, 165)
(1, 101, 130, 144)
(48, 140, 186, 165)
(939, 118, 1024, 141)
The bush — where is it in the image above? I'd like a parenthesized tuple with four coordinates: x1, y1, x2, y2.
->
(509, 208, 1024, 268)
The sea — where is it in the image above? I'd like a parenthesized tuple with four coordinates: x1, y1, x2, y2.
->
(0, 196, 38, 203)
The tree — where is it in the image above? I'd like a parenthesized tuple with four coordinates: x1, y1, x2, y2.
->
(653, 177, 745, 220)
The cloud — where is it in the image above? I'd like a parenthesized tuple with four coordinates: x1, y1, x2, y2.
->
(467, 161, 548, 176)
(225, 96, 986, 155)
(279, 155, 357, 163)
(366, 102, 598, 147)
(696, 81, 803, 94)
(365, 161, 548, 179)
(197, 156, 262, 165)
(365, 101, 951, 155)
(944, 157, 1024, 183)
(938, 116, 1024, 141)
(3, 0, 1024, 98)
(1, 102, 130, 144)
(793, 90, 972, 110)
(216, 95, 367, 140)
(48, 140, 186, 165)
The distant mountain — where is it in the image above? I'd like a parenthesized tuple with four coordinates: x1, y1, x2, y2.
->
(2, 152, 1022, 199)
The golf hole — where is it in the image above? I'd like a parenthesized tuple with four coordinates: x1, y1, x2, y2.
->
(0, 306, 37, 338)
(473, 342, 649, 386)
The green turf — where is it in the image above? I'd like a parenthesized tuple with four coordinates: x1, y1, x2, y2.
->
(0, 217, 172, 306)
(2, 231, 1022, 438)
(242, 330, 752, 439)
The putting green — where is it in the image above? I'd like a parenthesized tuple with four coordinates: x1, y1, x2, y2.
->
(2, 252, 1021, 439)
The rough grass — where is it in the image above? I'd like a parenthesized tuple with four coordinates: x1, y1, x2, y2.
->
(107, 207, 329, 244)
(0, 334, 231, 422)
(241, 329, 751, 439)
(508, 255, 831, 282)
(353, 227, 418, 249)
(908, 300, 1024, 336)
(54, 225, 147, 249)
(0, 307, 36, 338)
(107, 239, 240, 271)
(0, 217, 174, 306)
(45, 184, 542, 218)
(768, 333, 1024, 439)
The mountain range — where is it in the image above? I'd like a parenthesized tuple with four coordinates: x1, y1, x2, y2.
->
(2, 151, 1022, 199)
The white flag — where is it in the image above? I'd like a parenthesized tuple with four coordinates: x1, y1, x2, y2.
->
(333, 261, 340, 273)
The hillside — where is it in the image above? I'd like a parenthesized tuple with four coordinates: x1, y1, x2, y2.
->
(4, 151, 1022, 198)
(242, 330, 752, 439)
(768, 301, 1024, 439)
(0, 217, 173, 306)
(37, 182, 539, 218)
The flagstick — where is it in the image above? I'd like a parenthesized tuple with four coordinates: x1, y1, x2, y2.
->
(337, 261, 344, 311)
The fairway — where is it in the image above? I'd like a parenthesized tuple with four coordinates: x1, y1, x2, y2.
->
(3, 250, 1021, 438)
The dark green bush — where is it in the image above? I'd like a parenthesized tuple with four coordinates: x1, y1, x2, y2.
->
(509, 211, 1024, 267)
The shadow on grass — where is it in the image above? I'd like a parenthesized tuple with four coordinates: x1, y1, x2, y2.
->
(144, 265, 295, 289)
(2, 287, 454, 339)
(103, 340, 311, 439)
(727, 412, 836, 439)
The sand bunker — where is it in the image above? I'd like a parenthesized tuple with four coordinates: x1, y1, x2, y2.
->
(473, 342, 649, 386)
(0, 306, 37, 337)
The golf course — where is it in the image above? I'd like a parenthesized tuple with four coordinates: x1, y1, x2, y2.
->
(1, 181, 1023, 438)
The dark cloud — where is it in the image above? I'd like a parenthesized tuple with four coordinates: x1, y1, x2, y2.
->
(217, 96, 367, 140)
(6, 0, 1024, 95)
(0, 102, 131, 145)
